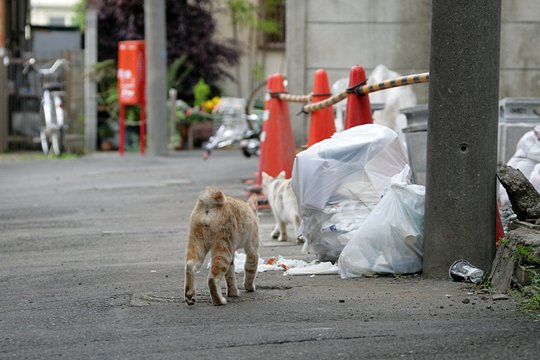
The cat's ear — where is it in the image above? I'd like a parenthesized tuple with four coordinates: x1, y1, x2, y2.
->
(247, 194, 258, 213)
(278, 171, 286, 179)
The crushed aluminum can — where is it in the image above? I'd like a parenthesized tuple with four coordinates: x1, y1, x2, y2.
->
(449, 259, 484, 284)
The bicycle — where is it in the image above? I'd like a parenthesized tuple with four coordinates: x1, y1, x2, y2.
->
(23, 58, 69, 156)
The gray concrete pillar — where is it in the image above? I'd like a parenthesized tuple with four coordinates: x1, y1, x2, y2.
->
(285, 0, 308, 147)
(84, 8, 98, 153)
(144, 0, 168, 155)
(0, 0, 7, 152)
(0, 58, 6, 153)
(424, 1, 502, 277)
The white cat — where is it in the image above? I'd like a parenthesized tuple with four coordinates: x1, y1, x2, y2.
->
(261, 171, 303, 243)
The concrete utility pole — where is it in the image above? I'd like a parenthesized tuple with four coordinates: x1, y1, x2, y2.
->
(0, 0, 7, 152)
(144, 0, 168, 155)
(286, 0, 308, 147)
(424, 1, 502, 276)
(84, 8, 98, 153)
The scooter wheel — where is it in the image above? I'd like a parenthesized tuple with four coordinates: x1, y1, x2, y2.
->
(241, 147, 253, 158)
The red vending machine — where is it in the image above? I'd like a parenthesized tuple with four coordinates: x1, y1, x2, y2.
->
(117, 40, 146, 155)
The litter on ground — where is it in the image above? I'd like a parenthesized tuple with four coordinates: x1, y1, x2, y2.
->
(208, 253, 339, 276)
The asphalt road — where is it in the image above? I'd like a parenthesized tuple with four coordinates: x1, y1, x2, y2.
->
(1, 150, 539, 359)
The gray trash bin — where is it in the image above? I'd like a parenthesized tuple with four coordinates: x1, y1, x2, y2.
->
(401, 104, 428, 186)
(498, 97, 540, 165)
(401, 99, 540, 185)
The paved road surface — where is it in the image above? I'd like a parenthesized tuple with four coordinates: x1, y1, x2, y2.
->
(1, 151, 539, 359)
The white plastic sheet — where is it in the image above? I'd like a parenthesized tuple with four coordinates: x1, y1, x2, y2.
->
(499, 125, 540, 206)
(284, 262, 339, 276)
(225, 253, 309, 273)
(338, 165, 425, 278)
(292, 124, 409, 262)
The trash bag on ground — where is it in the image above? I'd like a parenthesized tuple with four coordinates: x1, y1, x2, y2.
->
(292, 124, 409, 262)
(338, 165, 425, 278)
(498, 125, 540, 207)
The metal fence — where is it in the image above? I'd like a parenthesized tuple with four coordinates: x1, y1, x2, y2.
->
(5, 57, 41, 150)
(3, 49, 85, 152)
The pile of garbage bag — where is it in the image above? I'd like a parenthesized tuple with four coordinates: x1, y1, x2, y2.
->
(499, 125, 540, 207)
(338, 165, 425, 278)
(292, 124, 410, 263)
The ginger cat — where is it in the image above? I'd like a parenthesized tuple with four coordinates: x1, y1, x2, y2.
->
(184, 187, 259, 305)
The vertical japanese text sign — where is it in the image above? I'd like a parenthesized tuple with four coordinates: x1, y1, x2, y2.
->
(118, 40, 146, 105)
(117, 40, 146, 155)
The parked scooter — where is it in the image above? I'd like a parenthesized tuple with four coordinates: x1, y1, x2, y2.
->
(238, 114, 261, 157)
(202, 97, 263, 159)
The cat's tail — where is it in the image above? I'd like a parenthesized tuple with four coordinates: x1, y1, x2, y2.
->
(198, 186, 225, 206)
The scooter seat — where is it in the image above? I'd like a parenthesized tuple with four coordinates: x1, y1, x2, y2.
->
(43, 82, 64, 91)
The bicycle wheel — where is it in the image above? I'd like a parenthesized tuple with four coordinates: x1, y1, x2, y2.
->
(40, 91, 60, 155)
(39, 103, 50, 155)
(50, 127, 65, 156)
(245, 80, 268, 118)
(51, 93, 66, 156)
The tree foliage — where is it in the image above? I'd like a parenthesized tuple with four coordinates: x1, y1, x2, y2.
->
(227, 0, 281, 35)
(86, 0, 241, 100)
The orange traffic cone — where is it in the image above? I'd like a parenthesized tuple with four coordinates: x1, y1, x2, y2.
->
(344, 65, 373, 129)
(253, 76, 272, 189)
(257, 73, 296, 184)
(306, 69, 336, 147)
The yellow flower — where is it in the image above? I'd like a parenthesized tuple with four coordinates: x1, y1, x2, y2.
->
(202, 96, 221, 112)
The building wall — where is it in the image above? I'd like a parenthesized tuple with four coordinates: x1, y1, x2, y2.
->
(213, 0, 286, 99)
(30, 0, 78, 26)
(500, 0, 540, 99)
(287, 0, 540, 145)
(287, 0, 431, 145)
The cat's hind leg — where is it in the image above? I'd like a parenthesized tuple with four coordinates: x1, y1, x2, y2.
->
(243, 250, 258, 292)
(225, 261, 239, 298)
(277, 220, 288, 242)
(184, 233, 208, 305)
(208, 241, 234, 305)
(294, 215, 304, 244)
(271, 223, 280, 239)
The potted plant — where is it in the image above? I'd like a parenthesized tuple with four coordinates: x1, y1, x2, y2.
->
(176, 79, 219, 150)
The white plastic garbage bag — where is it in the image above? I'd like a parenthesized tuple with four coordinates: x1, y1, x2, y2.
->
(368, 65, 417, 141)
(498, 125, 540, 207)
(506, 125, 540, 176)
(338, 165, 425, 278)
(331, 78, 349, 132)
(331, 65, 417, 136)
(292, 124, 409, 262)
(529, 162, 540, 190)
